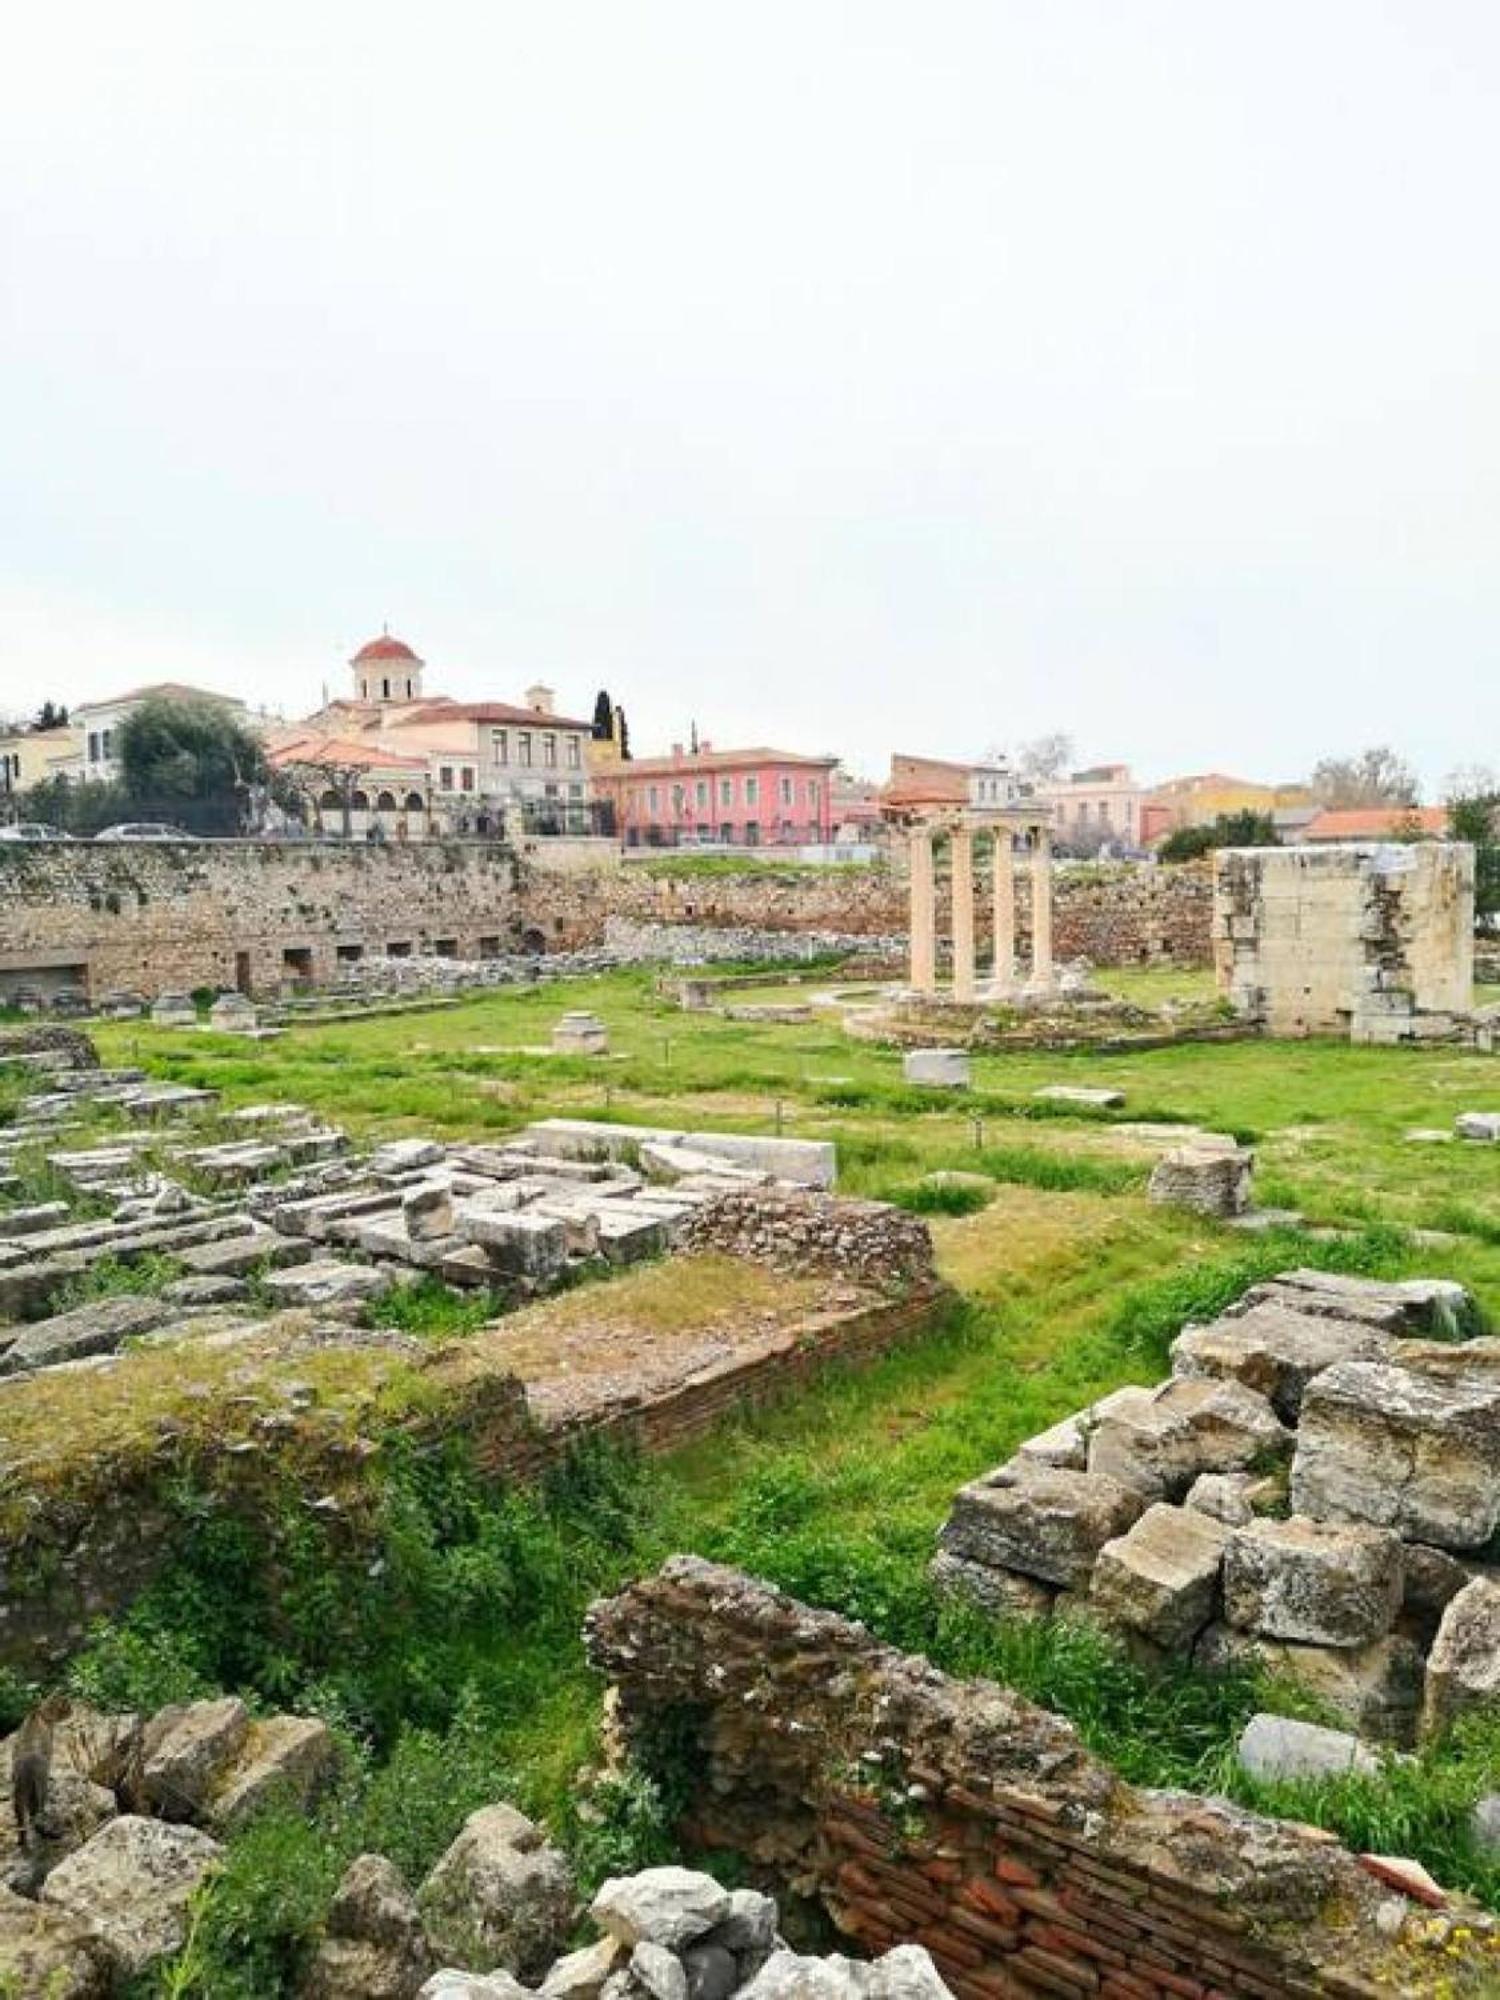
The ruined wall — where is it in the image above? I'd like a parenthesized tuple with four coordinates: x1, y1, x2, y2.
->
(1215, 842, 1475, 1037)
(0, 846, 1214, 1002)
(529, 859, 1215, 968)
(587, 1558, 1499, 2000)
(0, 841, 524, 1000)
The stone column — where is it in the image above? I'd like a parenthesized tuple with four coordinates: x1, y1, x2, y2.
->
(991, 828, 1015, 994)
(1029, 824, 1054, 991)
(908, 823, 937, 994)
(950, 825, 976, 1001)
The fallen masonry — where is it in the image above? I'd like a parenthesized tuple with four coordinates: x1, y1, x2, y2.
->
(585, 1558, 1500, 1998)
(933, 1266, 1494, 1745)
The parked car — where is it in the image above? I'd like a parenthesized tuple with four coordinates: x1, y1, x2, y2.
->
(0, 822, 75, 842)
(93, 822, 196, 842)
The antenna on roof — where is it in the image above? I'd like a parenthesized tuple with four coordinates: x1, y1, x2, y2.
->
(690, 719, 700, 754)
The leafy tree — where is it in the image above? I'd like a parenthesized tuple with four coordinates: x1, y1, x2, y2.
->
(1158, 810, 1281, 863)
(1447, 785, 1500, 927)
(15, 773, 132, 837)
(1308, 746, 1420, 809)
(1016, 733, 1074, 782)
(34, 700, 69, 729)
(117, 696, 269, 833)
(591, 690, 615, 741)
(616, 705, 631, 760)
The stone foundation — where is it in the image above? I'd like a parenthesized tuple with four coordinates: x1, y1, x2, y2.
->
(586, 1558, 1500, 1998)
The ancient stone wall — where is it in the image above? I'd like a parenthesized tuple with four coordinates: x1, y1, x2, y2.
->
(529, 860, 1215, 968)
(586, 1558, 1500, 2000)
(1215, 843, 1475, 1037)
(0, 847, 1214, 1001)
(0, 841, 524, 1000)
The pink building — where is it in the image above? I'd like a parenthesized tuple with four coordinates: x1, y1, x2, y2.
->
(1040, 764, 1146, 852)
(593, 743, 837, 849)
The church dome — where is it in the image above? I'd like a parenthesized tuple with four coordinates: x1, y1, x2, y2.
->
(351, 633, 422, 665)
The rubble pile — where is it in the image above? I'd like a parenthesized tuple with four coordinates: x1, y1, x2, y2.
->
(933, 1266, 1494, 1745)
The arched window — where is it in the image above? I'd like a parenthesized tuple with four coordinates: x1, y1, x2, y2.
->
(375, 790, 398, 812)
(404, 791, 425, 812)
(319, 789, 341, 810)
(351, 790, 370, 812)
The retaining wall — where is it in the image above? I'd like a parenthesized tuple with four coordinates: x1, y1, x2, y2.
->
(586, 1558, 1500, 2000)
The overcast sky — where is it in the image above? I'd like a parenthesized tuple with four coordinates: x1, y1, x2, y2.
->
(3, 2, 1497, 788)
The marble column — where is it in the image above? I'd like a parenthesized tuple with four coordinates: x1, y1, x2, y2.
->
(908, 823, 937, 993)
(950, 825, 976, 1001)
(1029, 824, 1054, 991)
(991, 828, 1015, 994)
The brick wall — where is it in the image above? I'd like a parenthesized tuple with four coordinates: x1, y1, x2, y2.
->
(586, 1558, 1499, 2000)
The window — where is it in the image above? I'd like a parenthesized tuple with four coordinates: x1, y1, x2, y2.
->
(779, 776, 793, 805)
(568, 782, 583, 798)
(647, 785, 660, 814)
(566, 736, 581, 768)
(102, 729, 113, 762)
(671, 783, 686, 816)
(719, 821, 733, 843)
(1098, 799, 1111, 825)
(543, 732, 557, 768)
(440, 766, 454, 791)
(88, 732, 100, 763)
(809, 780, 820, 805)
(460, 768, 475, 793)
(381, 678, 390, 700)
(719, 777, 733, 806)
(491, 729, 509, 765)
(695, 779, 709, 810)
(745, 776, 758, 805)
(518, 732, 533, 767)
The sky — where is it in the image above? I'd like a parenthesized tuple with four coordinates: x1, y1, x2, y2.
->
(2, 1, 1498, 790)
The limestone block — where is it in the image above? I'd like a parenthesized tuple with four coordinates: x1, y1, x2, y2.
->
(1033, 1085, 1125, 1108)
(1423, 1578, 1500, 1738)
(903, 1048, 971, 1089)
(460, 1209, 569, 1281)
(371, 1138, 447, 1175)
(0, 1885, 109, 1999)
(1148, 1141, 1253, 1217)
(552, 1012, 609, 1055)
(1184, 1473, 1255, 1526)
(420, 1805, 574, 1979)
(301, 1853, 433, 2000)
(1223, 1517, 1402, 1648)
(939, 1463, 1143, 1589)
(208, 992, 257, 1033)
(1089, 1502, 1230, 1651)
(1400, 1544, 1471, 1641)
(592, 1211, 669, 1265)
(1087, 1377, 1288, 1499)
(1244, 1268, 1477, 1338)
(208, 1714, 339, 1832)
(1171, 1301, 1390, 1422)
(260, 1260, 394, 1308)
(404, 1182, 455, 1242)
(0, 1294, 176, 1377)
(1013, 1412, 1088, 1472)
(1292, 1356, 1500, 1550)
(927, 1551, 1055, 1619)
(139, 1697, 251, 1821)
(1198, 1624, 1424, 1744)
(150, 992, 197, 1027)
(1235, 1714, 1380, 1784)
(540, 1936, 626, 2000)
(1457, 1111, 1500, 1142)
(41, 1816, 222, 1981)
(591, 1867, 731, 1950)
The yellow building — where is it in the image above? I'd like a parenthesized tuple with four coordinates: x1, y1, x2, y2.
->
(1142, 772, 1314, 844)
(0, 721, 83, 797)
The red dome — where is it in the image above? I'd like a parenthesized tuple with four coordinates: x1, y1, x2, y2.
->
(351, 633, 421, 664)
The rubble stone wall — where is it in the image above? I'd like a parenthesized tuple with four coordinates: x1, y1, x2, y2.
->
(0, 841, 526, 1000)
(0, 847, 1214, 1001)
(1214, 843, 1476, 1036)
(529, 860, 1215, 968)
(587, 1558, 1499, 2000)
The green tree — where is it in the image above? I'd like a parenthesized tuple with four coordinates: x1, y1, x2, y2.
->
(1158, 810, 1280, 863)
(1448, 788, 1500, 927)
(34, 700, 69, 729)
(118, 697, 269, 833)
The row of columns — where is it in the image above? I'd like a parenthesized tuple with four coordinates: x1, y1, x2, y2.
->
(907, 820, 1054, 999)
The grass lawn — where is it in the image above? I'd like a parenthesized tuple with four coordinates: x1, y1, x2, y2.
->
(48, 967, 1500, 1987)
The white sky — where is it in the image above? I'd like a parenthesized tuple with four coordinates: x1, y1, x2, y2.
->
(3, 1, 1497, 788)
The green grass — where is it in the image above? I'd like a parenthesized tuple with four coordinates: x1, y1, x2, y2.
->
(15, 963, 1496, 1989)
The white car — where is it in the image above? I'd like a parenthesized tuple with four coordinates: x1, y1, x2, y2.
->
(0, 822, 74, 842)
(93, 822, 196, 842)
